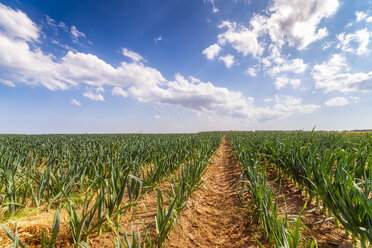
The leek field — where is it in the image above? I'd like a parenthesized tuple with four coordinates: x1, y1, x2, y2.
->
(0, 132, 371, 247)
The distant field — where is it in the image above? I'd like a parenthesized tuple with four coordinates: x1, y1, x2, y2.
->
(0, 132, 371, 247)
(344, 131, 372, 134)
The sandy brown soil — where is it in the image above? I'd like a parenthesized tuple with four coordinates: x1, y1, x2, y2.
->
(166, 137, 264, 248)
(266, 166, 352, 248)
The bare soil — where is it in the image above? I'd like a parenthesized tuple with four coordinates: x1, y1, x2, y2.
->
(166, 136, 264, 248)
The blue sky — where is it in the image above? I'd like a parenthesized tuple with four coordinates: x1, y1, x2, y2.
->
(0, 0, 371, 133)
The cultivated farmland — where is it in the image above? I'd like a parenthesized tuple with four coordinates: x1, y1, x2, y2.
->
(0, 132, 371, 247)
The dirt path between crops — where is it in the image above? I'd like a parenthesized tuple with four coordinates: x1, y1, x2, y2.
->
(166, 136, 264, 248)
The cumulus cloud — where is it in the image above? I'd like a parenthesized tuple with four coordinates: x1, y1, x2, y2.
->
(217, 21, 263, 57)
(83, 88, 105, 101)
(0, 3, 39, 41)
(71, 98, 81, 106)
(269, 95, 320, 118)
(112, 87, 128, 97)
(0, 34, 68, 90)
(122, 48, 145, 63)
(129, 73, 319, 120)
(356, 11, 368, 22)
(208, 0, 338, 57)
(274, 76, 300, 89)
(324, 97, 349, 106)
(218, 54, 235, 68)
(337, 29, 370, 55)
(324, 96, 359, 107)
(202, 44, 221, 60)
(312, 54, 372, 92)
(0, 3, 320, 122)
(267, 58, 307, 76)
(203, 0, 336, 90)
(260, 0, 338, 49)
(247, 67, 257, 77)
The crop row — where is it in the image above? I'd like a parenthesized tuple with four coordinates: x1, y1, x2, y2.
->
(229, 131, 372, 247)
(0, 133, 222, 247)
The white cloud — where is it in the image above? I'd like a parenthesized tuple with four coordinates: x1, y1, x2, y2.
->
(127, 73, 257, 119)
(324, 97, 348, 106)
(205, 0, 218, 13)
(247, 67, 257, 77)
(83, 91, 105, 101)
(269, 95, 320, 118)
(261, 0, 338, 49)
(208, 0, 338, 62)
(218, 54, 235, 68)
(122, 48, 145, 63)
(356, 11, 368, 22)
(71, 98, 81, 106)
(126, 73, 319, 120)
(70, 25, 85, 42)
(45, 16, 68, 32)
(0, 3, 320, 123)
(287, 78, 301, 89)
(274, 77, 288, 89)
(154, 35, 162, 44)
(217, 21, 264, 57)
(0, 33, 68, 90)
(202, 44, 221, 60)
(205, 0, 337, 84)
(274, 76, 300, 89)
(337, 29, 370, 55)
(112, 87, 128, 97)
(322, 41, 334, 50)
(0, 79, 15, 87)
(45, 15, 58, 29)
(312, 54, 372, 92)
(83, 87, 105, 101)
(154, 115, 161, 119)
(268, 58, 307, 76)
(0, 3, 39, 41)
(325, 96, 359, 106)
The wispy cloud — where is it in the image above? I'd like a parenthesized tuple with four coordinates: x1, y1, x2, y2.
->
(70, 25, 86, 43)
(122, 48, 145, 63)
(71, 98, 81, 106)
(154, 35, 162, 44)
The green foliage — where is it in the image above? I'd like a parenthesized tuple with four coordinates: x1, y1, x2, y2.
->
(0, 133, 222, 246)
(229, 131, 372, 247)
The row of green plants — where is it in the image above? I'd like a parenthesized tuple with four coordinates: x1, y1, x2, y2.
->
(116, 150, 215, 248)
(229, 134, 314, 248)
(114, 135, 220, 248)
(0, 133, 222, 247)
(0, 134, 210, 216)
(230, 131, 372, 247)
